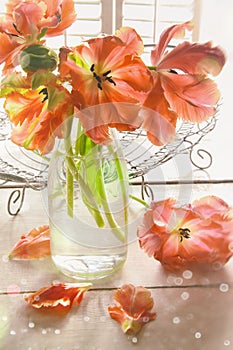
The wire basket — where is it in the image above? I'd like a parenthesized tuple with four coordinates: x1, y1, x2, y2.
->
(0, 110, 217, 214)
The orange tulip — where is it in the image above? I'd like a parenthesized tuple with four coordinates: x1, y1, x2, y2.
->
(59, 27, 152, 144)
(3, 0, 76, 38)
(142, 21, 226, 146)
(0, 0, 76, 72)
(24, 282, 91, 312)
(4, 76, 73, 154)
(8, 225, 50, 259)
(137, 196, 233, 271)
(108, 284, 156, 335)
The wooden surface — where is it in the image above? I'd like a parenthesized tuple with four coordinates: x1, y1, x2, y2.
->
(1, 184, 233, 350)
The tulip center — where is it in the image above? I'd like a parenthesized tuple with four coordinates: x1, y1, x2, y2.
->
(178, 228, 191, 243)
(90, 64, 116, 90)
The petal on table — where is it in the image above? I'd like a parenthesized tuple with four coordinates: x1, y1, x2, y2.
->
(108, 284, 156, 335)
(24, 282, 92, 311)
(8, 225, 51, 259)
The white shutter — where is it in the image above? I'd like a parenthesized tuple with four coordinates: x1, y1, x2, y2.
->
(119, 0, 198, 43)
(117, 0, 199, 63)
(0, 0, 200, 48)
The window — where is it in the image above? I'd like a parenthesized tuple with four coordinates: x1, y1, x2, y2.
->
(62, 0, 199, 63)
(0, 0, 200, 49)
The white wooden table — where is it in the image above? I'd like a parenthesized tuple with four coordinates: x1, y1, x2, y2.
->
(1, 182, 233, 350)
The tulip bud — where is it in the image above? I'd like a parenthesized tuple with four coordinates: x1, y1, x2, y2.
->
(19, 44, 58, 72)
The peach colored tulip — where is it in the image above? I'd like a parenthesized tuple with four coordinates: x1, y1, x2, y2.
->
(4, 76, 73, 154)
(59, 27, 152, 144)
(142, 21, 226, 146)
(138, 196, 233, 271)
(0, 0, 76, 72)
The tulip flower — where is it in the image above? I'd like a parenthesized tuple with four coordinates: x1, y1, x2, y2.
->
(138, 196, 233, 271)
(142, 21, 226, 146)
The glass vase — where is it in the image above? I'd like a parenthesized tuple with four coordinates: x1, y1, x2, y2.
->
(47, 119, 129, 280)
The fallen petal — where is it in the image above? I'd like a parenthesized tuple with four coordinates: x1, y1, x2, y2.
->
(24, 282, 92, 311)
(108, 284, 156, 335)
(8, 225, 51, 259)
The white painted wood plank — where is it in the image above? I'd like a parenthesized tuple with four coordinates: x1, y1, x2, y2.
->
(0, 286, 232, 349)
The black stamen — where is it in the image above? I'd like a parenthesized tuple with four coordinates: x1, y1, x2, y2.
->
(39, 88, 48, 102)
(169, 69, 178, 74)
(90, 64, 95, 72)
(93, 72, 102, 83)
(178, 228, 191, 242)
(13, 23, 21, 34)
(106, 77, 116, 86)
(103, 70, 111, 77)
(97, 82, 103, 90)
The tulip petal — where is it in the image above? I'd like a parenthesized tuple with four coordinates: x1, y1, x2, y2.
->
(151, 21, 193, 66)
(158, 41, 226, 76)
(0, 32, 22, 70)
(108, 284, 156, 335)
(24, 282, 92, 311)
(115, 26, 144, 55)
(142, 75, 177, 145)
(46, 0, 76, 36)
(161, 72, 220, 122)
(192, 195, 231, 218)
(8, 225, 50, 259)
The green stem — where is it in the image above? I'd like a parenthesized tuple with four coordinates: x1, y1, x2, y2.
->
(63, 121, 128, 242)
(66, 166, 74, 217)
(129, 194, 150, 208)
(65, 153, 106, 227)
(107, 144, 128, 226)
(64, 124, 105, 227)
(95, 149, 126, 243)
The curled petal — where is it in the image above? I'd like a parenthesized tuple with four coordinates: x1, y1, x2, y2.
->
(24, 282, 92, 311)
(115, 26, 144, 56)
(108, 284, 156, 335)
(8, 225, 50, 259)
(192, 195, 231, 218)
(158, 41, 226, 76)
(161, 72, 220, 122)
(151, 21, 193, 66)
